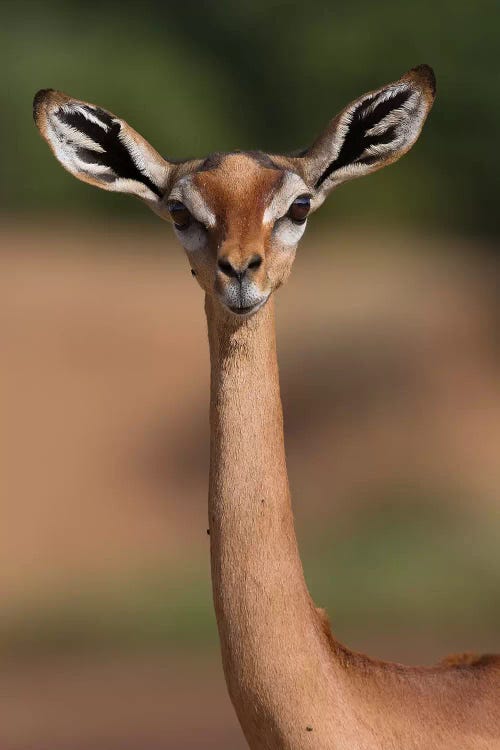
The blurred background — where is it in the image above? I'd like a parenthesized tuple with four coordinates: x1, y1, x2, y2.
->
(2, 1, 499, 748)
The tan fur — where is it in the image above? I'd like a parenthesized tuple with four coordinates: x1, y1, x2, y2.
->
(32, 65, 500, 749)
(206, 295, 500, 749)
(192, 155, 282, 298)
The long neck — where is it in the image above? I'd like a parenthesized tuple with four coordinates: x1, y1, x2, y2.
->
(206, 296, 343, 747)
(204, 296, 493, 750)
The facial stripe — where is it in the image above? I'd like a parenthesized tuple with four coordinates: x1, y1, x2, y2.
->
(168, 179, 216, 228)
(263, 172, 310, 225)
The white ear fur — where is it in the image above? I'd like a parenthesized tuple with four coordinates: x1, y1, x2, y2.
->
(300, 65, 436, 197)
(33, 89, 172, 204)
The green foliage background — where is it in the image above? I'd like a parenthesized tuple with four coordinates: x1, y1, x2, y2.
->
(2, 0, 499, 236)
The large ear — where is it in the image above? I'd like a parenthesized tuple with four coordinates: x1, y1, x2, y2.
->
(33, 89, 173, 211)
(299, 65, 436, 202)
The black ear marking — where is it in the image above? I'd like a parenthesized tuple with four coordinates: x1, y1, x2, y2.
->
(315, 87, 414, 188)
(55, 105, 163, 198)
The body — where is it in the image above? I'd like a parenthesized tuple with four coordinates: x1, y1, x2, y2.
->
(33, 64, 500, 748)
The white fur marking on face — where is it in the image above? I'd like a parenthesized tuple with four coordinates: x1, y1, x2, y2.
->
(273, 217, 307, 247)
(263, 172, 310, 225)
(173, 222, 208, 253)
(222, 279, 267, 311)
(168, 179, 216, 228)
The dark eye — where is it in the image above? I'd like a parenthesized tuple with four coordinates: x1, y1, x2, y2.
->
(167, 200, 192, 230)
(286, 194, 311, 224)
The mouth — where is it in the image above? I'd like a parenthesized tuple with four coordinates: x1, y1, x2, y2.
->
(229, 304, 259, 315)
(227, 295, 269, 317)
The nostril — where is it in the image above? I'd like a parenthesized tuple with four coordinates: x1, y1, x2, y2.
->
(247, 254, 263, 271)
(218, 258, 236, 277)
(218, 255, 261, 279)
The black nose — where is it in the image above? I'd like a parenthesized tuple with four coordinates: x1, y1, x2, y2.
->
(217, 254, 263, 281)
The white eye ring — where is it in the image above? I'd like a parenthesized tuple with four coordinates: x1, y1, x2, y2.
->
(273, 215, 308, 247)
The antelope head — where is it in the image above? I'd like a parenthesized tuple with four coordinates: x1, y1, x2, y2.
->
(33, 65, 435, 317)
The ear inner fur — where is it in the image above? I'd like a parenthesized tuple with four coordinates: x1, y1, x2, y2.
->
(299, 64, 436, 194)
(55, 105, 163, 197)
(315, 87, 414, 187)
(33, 89, 173, 201)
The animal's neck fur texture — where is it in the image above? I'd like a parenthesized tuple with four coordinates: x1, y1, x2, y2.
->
(206, 295, 345, 746)
(205, 295, 500, 750)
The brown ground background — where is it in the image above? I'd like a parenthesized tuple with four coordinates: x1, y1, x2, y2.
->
(2, 221, 499, 749)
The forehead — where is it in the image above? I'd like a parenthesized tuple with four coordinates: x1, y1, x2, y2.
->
(191, 153, 284, 216)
